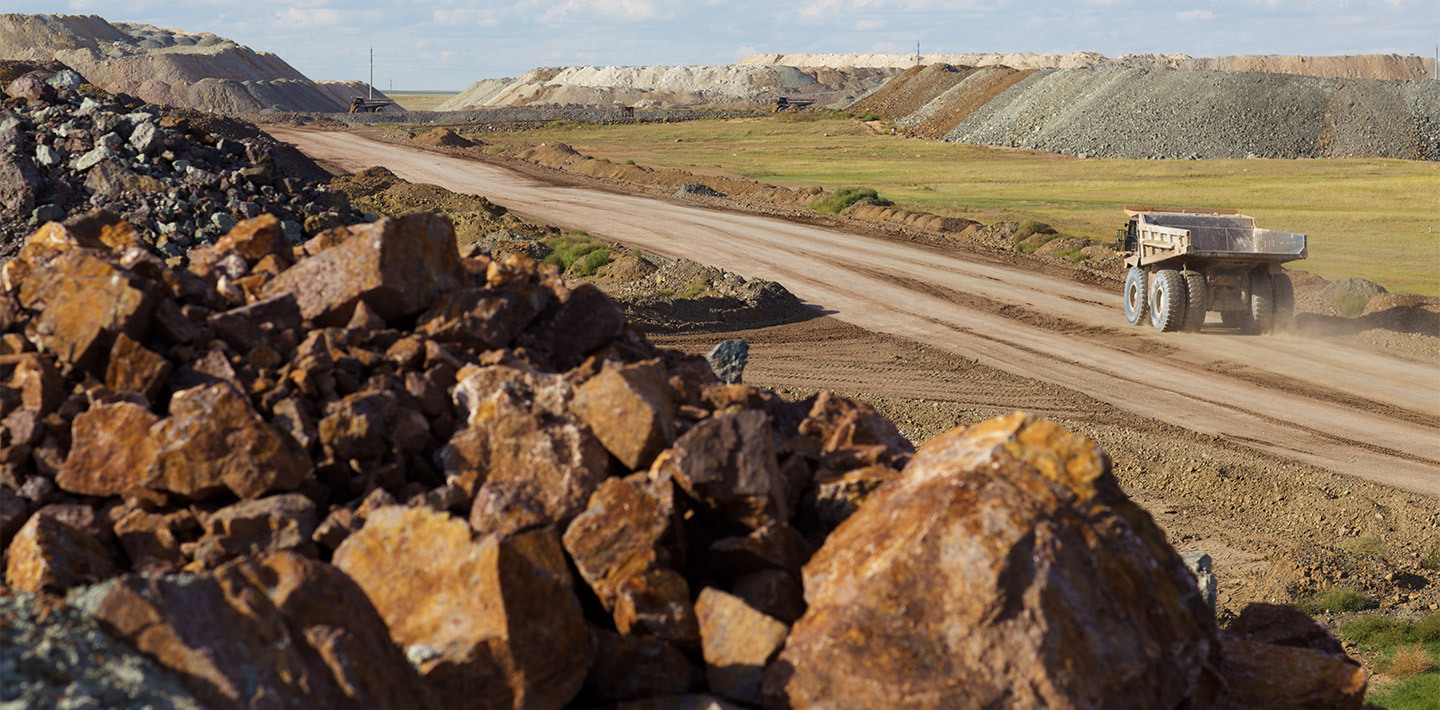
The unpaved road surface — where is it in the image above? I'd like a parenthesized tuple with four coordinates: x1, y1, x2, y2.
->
(272, 127, 1440, 496)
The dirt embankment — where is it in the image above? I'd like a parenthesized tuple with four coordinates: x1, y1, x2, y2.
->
(0, 13, 385, 113)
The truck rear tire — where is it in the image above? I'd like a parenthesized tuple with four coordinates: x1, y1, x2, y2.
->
(1123, 267, 1147, 325)
(1246, 269, 1274, 334)
(1181, 271, 1207, 332)
(1273, 272, 1295, 331)
(1149, 269, 1187, 332)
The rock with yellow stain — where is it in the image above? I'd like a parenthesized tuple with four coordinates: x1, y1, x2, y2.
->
(765, 412, 1219, 709)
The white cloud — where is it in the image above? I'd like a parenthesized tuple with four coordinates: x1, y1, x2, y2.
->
(854, 19, 884, 29)
(277, 7, 341, 28)
(1177, 9, 1215, 20)
(433, 8, 499, 26)
(538, 0, 663, 22)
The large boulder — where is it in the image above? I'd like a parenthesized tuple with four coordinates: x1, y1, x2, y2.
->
(148, 382, 312, 500)
(263, 212, 464, 326)
(569, 360, 676, 470)
(766, 412, 1219, 709)
(333, 505, 595, 709)
(657, 409, 788, 532)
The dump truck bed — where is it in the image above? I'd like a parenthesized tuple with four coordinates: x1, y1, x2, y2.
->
(1126, 207, 1307, 267)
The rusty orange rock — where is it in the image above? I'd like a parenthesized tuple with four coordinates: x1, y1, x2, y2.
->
(696, 587, 789, 705)
(660, 409, 787, 532)
(333, 505, 594, 709)
(569, 360, 675, 470)
(563, 477, 675, 610)
(767, 412, 1218, 709)
(104, 333, 171, 400)
(18, 250, 155, 372)
(5, 513, 117, 593)
(55, 401, 159, 497)
(263, 212, 463, 326)
(148, 382, 312, 500)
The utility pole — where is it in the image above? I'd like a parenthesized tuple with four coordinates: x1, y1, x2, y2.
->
(368, 47, 374, 99)
(915, 41, 921, 66)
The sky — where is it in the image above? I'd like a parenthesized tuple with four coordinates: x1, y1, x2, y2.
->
(15, 0, 1440, 90)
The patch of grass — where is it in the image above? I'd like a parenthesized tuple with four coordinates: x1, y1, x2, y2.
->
(542, 231, 610, 273)
(571, 248, 612, 277)
(624, 159, 636, 165)
(478, 116, 1440, 295)
(1055, 248, 1090, 263)
(1015, 219, 1052, 239)
(1296, 587, 1370, 615)
(678, 278, 707, 299)
(1424, 541, 1440, 571)
(1336, 292, 1371, 318)
(1341, 536, 1386, 557)
(1344, 613, 1440, 709)
(1017, 242, 1039, 254)
(386, 92, 458, 112)
(814, 187, 889, 214)
(857, 111, 881, 122)
(658, 288, 675, 297)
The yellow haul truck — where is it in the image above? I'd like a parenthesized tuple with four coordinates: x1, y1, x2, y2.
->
(1116, 206, 1306, 334)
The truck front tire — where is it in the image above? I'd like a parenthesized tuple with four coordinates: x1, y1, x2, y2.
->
(1149, 269, 1187, 332)
(1124, 267, 1148, 325)
(1181, 271, 1207, 332)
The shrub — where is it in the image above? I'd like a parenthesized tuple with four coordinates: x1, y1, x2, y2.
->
(658, 288, 675, 297)
(1341, 536, 1385, 556)
(1297, 587, 1369, 615)
(858, 111, 881, 122)
(1423, 541, 1440, 571)
(571, 248, 612, 277)
(1055, 248, 1090, 263)
(1344, 615, 1407, 647)
(813, 187, 889, 214)
(1336, 292, 1369, 318)
(1385, 646, 1437, 678)
(1017, 242, 1039, 254)
(624, 159, 636, 165)
(542, 231, 609, 273)
(677, 278, 707, 299)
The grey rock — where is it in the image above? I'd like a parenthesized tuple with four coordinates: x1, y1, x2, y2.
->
(706, 339, 749, 385)
(74, 146, 114, 172)
(129, 121, 162, 155)
(210, 212, 237, 232)
(2, 593, 205, 710)
(281, 219, 303, 243)
(1181, 551, 1217, 610)
(35, 144, 63, 167)
(33, 204, 65, 223)
(46, 69, 84, 91)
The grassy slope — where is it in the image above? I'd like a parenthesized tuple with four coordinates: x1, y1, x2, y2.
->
(480, 115, 1440, 296)
(388, 92, 458, 112)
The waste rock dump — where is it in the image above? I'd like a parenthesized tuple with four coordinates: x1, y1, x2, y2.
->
(0, 201, 1369, 708)
(0, 65, 360, 261)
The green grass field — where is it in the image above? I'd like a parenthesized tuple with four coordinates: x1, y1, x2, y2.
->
(480, 114, 1440, 296)
(388, 92, 457, 112)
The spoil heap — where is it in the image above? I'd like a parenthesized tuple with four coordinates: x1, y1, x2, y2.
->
(859, 63, 1440, 160)
(0, 13, 382, 114)
(0, 66, 360, 260)
(1, 207, 1367, 708)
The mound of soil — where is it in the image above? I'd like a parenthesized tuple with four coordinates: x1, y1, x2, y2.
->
(584, 253, 813, 334)
(328, 166, 546, 245)
(411, 127, 476, 148)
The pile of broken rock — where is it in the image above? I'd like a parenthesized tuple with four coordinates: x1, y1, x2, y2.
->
(1, 209, 1367, 709)
(0, 66, 360, 261)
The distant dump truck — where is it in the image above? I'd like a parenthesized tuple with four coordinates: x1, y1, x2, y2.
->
(348, 97, 395, 113)
(1116, 206, 1307, 334)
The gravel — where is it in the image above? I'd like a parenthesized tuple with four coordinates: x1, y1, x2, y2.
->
(0, 593, 206, 710)
(942, 67, 1440, 160)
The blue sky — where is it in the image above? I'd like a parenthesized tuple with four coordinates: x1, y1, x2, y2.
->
(17, 1, 1440, 90)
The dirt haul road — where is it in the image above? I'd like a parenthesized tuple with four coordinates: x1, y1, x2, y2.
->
(272, 127, 1440, 496)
